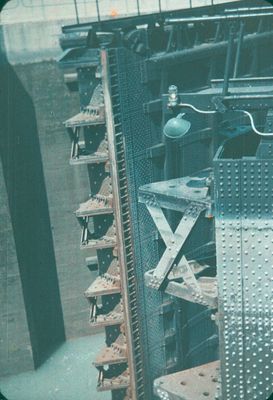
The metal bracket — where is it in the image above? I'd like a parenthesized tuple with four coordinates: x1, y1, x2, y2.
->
(178, 255, 203, 295)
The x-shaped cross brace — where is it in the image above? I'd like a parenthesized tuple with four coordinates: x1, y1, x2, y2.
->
(147, 202, 205, 289)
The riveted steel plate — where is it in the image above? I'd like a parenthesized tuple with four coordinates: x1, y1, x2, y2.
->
(240, 159, 273, 399)
(214, 147, 273, 400)
(139, 168, 212, 212)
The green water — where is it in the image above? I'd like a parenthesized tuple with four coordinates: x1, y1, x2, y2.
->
(0, 335, 110, 400)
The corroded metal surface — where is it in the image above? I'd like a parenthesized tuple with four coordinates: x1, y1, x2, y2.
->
(97, 367, 130, 392)
(101, 48, 139, 399)
(65, 107, 105, 127)
(69, 148, 108, 164)
(84, 259, 121, 297)
(94, 334, 128, 366)
(154, 361, 220, 400)
(76, 197, 113, 217)
(80, 219, 116, 250)
(89, 299, 124, 328)
(65, 84, 105, 127)
(64, 84, 108, 164)
(75, 177, 113, 217)
(68, 133, 109, 165)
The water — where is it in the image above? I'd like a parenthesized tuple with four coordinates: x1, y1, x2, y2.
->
(0, 335, 110, 400)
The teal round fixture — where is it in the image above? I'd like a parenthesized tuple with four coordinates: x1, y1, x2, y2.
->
(163, 113, 191, 139)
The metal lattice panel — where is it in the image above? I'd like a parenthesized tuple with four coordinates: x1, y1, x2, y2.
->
(112, 47, 171, 397)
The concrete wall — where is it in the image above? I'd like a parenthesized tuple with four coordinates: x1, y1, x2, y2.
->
(0, 15, 94, 377)
(12, 60, 93, 339)
(0, 0, 241, 65)
(0, 0, 240, 26)
(0, 160, 34, 376)
(0, 30, 67, 376)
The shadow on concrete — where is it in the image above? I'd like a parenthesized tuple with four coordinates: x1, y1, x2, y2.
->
(0, 27, 65, 369)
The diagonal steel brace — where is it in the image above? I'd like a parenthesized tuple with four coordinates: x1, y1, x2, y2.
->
(147, 203, 204, 289)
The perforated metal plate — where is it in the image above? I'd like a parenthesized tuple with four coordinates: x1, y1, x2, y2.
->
(154, 361, 220, 400)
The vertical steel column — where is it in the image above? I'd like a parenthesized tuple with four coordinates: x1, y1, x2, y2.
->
(73, 0, 79, 24)
(101, 49, 137, 400)
(96, 0, 101, 22)
(214, 158, 244, 399)
(214, 149, 273, 399)
(222, 23, 235, 96)
(158, 0, 162, 15)
(233, 21, 245, 78)
(136, 0, 140, 16)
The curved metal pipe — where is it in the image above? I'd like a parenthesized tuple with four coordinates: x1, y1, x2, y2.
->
(176, 103, 273, 137)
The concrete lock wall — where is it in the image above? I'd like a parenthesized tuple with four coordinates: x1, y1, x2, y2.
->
(0, 2, 92, 377)
(0, 0, 240, 26)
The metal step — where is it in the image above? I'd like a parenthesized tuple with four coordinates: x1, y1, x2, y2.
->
(75, 196, 113, 217)
(68, 136, 109, 165)
(94, 334, 128, 366)
(65, 108, 105, 127)
(80, 220, 116, 250)
(89, 300, 124, 328)
(80, 235, 116, 250)
(97, 367, 130, 392)
(69, 150, 109, 165)
(84, 259, 121, 297)
(65, 83, 105, 127)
